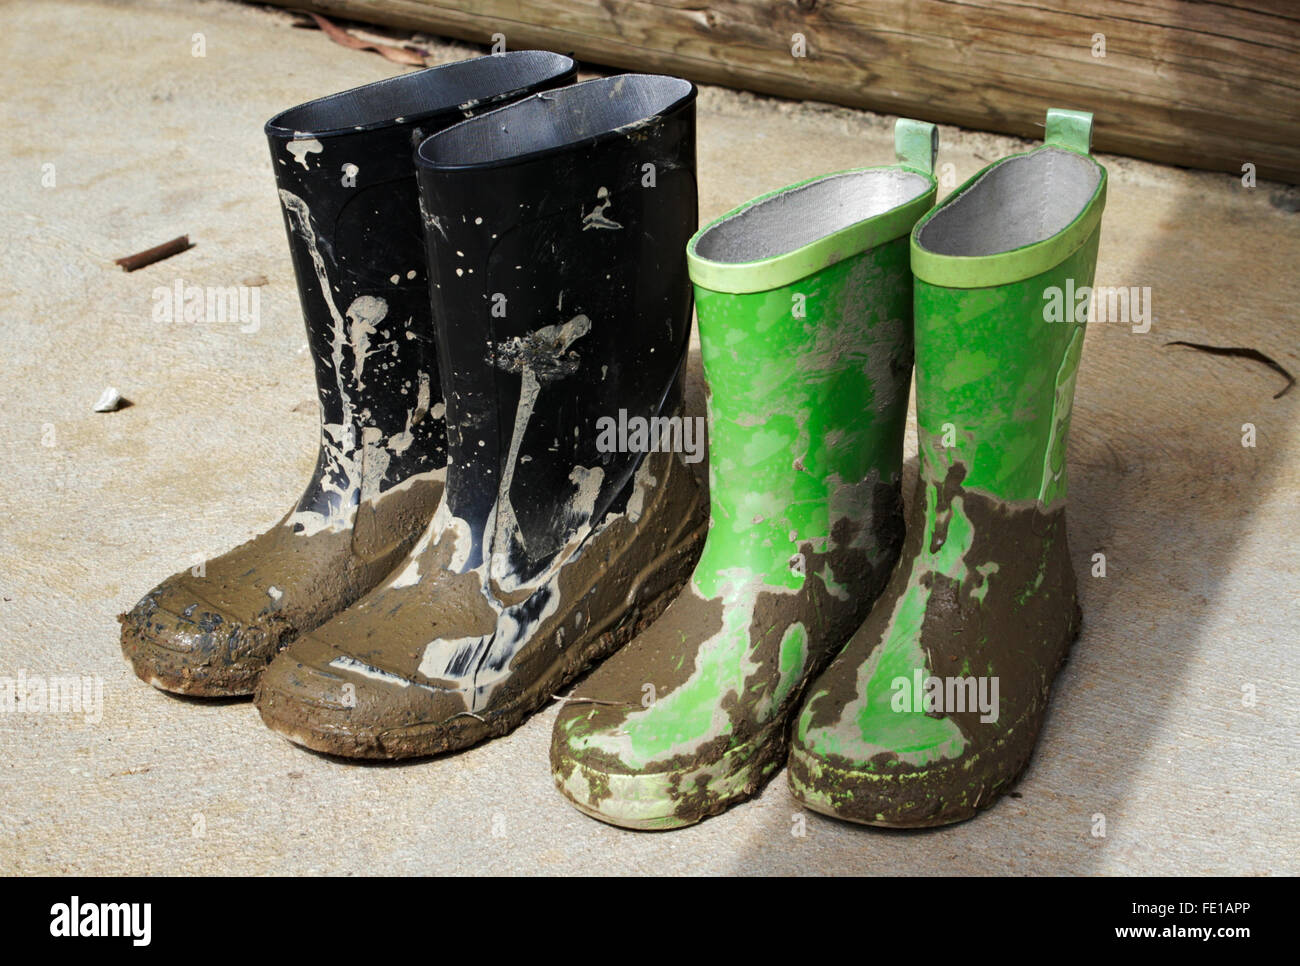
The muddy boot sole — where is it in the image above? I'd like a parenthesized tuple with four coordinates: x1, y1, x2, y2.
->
(260, 561, 697, 759)
(119, 623, 280, 698)
(788, 617, 1080, 828)
(255, 453, 708, 758)
(553, 706, 797, 831)
(118, 603, 298, 698)
(117, 469, 445, 699)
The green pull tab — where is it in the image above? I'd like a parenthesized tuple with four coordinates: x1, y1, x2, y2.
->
(895, 118, 938, 176)
(1045, 108, 1093, 155)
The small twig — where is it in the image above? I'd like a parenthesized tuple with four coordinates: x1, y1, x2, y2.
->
(551, 694, 631, 707)
(300, 11, 427, 66)
(1164, 340, 1295, 400)
(114, 235, 193, 272)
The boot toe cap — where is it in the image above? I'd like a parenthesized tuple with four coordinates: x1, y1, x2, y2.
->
(118, 580, 287, 696)
(550, 700, 786, 831)
(787, 698, 1045, 829)
(255, 634, 490, 759)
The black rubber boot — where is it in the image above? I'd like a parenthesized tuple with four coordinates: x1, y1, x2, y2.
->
(120, 52, 577, 697)
(256, 74, 708, 758)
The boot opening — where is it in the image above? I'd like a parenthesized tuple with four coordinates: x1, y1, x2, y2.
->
(691, 170, 931, 263)
(266, 51, 573, 137)
(916, 147, 1102, 257)
(418, 74, 693, 166)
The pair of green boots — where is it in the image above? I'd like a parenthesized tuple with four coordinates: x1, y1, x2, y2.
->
(551, 109, 1107, 829)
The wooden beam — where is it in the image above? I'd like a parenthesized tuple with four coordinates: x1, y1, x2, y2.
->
(267, 0, 1300, 182)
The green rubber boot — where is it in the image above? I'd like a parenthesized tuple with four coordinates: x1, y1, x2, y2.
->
(550, 119, 940, 829)
(788, 109, 1108, 828)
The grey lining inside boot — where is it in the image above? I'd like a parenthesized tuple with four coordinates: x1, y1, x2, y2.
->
(916, 147, 1101, 256)
(693, 170, 932, 263)
(267, 51, 572, 136)
(420, 75, 693, 166)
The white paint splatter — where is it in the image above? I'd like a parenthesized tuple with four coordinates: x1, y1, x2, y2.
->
(347, 295, 387, 391)
(389, 496, 473, 589)
(276, 191, 436, 536)
(286, 136, 323, 170)
(418, 193, 448, 240)
(582, 187, 622, 231)
(625, 459, 657, 524)
(330, 655, 438, 691)
(489, 315, 592, 585)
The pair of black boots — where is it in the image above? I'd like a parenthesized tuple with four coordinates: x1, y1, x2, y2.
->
(120, 52, 709, 757)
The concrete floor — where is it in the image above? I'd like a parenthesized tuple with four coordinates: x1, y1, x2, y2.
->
(1, 0, 1296, 875)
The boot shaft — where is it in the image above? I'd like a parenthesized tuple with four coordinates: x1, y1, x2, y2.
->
(910, 109, 1107, 505)
(265, 52, 576, 528)
(685, 119, 939, 586)
(415, 74, 698, 586)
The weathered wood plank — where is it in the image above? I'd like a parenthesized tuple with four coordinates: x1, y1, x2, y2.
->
(265, 0, 1300, 182)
